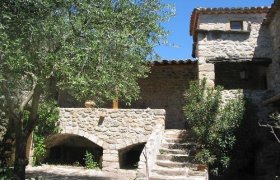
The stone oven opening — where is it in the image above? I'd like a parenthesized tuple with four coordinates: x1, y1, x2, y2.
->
(45, 134, 103, 168)
(118, 143, 146, 169)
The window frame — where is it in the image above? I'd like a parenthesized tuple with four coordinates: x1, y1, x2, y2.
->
(230, 21, 243, 31)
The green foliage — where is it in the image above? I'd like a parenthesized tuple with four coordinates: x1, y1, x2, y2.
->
(269, 112, 280, 126)
(36, 101, 60, 137)
(33, 101, 59, 165)
(0, 0, 174, 105)
(32, 136, 46, 166)
(183, 79, 245, 175)
(0, 167, 15, 180)
(84, 151, 99, 169)
(0, 1, 173, 177)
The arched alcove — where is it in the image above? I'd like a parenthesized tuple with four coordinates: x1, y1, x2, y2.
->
(118, 142, 146, 169)
(45, 134, 103, 168)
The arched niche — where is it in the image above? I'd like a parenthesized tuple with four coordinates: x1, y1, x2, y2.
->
(118, 142, 146, 169)
(45, 134, 103, 168)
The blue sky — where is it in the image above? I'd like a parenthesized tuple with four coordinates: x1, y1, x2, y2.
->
(155, 0, 274, 60)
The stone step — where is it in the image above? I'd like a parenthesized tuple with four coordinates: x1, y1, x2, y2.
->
(149, 129, 207, 180)
(164, 132, 190, 139)
(161, 142, 196, 150)
(149, 175, 188, 180)
(188, 169, 208, 177)
(164, 129, 188, 134)
(157, 154, 195, 162)
(164, 138, 193, 144)
(159, 147, 191, 155)
(152, 167, 188, 176)
(156, 160, 189, 168)
(150, 174, 207, 180)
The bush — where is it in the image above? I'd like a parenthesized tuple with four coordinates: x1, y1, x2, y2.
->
(84, 151, 99, 169)
(183, 79, 245, 175)
(33, 101, 59, 165)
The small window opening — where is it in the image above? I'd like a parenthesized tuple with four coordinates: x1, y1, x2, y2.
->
(230, 21, 243, 30)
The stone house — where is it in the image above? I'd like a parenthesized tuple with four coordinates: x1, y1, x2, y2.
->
(189, 2, 280, 180)
(190, 6, 272, 89)
(24, 0, 280, 179)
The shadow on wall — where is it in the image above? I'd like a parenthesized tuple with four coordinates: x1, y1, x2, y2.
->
(212, 94, 280, 180)
(206, 31, 250, 42)
(253, 24, 272, 59)
(214, 62, 268, 90)
(128, 64, 199, 129)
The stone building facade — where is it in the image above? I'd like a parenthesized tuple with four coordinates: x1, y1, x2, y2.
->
(130, 60, 198, 129)
(190, 7, 272, 89)
(59, 60, 198, 130)
(190, 2, 280, 179)
(266, 0, 280, 92)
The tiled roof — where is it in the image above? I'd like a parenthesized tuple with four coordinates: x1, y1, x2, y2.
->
(149, 59, 197, 65)
(264, 0, 280, 24)
(190, 6, 270, 36)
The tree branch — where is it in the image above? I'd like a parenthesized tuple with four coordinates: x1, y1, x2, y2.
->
(68, 9, 84, 38)
(19, 72, 37, 112)
(24, 85, 41, 138)
(270, 126, 280, 143)
(258, 122, 280, 143)
(0, 80, 17, 119)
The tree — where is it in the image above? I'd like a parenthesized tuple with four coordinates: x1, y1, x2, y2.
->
(0, 0, 173, 178)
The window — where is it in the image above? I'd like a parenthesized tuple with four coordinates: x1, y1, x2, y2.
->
(230, 21, 243, 30)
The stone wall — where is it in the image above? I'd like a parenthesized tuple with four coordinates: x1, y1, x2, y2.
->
(58, 63, 198, 130)
(196, 13, 272, 59)
(130, 64, 198, 129)
(221, 89, 269, 104)
(44, 108, 165, 178)
(267, 10, 280, 91)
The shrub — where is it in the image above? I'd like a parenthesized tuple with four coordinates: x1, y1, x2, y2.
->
(33, 101, 59, 165)
(84, 151, 99, 169)
(183, 78, 245, 175)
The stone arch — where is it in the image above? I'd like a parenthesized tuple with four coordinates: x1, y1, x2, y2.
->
(52, 127, 108, 148)
(118, 142, 146, 169)
(117, 139, 147, 150)
(44, 133, 103, 167)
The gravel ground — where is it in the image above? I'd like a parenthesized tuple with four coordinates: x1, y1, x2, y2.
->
(26, 165, 137, 180)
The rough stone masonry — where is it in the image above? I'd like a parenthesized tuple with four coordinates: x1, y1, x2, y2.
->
(40, 108, 166, 179)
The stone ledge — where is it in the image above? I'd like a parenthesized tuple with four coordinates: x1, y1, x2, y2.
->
(197, 29, 251, 34)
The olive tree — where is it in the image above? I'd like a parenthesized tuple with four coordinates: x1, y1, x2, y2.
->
(0, 0, 173, 178)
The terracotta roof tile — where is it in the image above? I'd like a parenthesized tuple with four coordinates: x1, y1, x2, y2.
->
(149, 59, 197, 65)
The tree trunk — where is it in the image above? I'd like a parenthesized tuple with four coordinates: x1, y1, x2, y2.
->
(14, 140, 28, 180)
(13, 119, 28, 180)
(0, 119, 15, 168)
(13, 85, 41, 179)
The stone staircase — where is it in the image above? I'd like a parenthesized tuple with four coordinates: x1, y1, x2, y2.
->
(149, 130, 208, 180)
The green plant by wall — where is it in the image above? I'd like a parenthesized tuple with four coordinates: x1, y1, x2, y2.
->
(183, 78, 245, 176)
(84, 151, 99, 169)
(33, 101, 59, 165)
